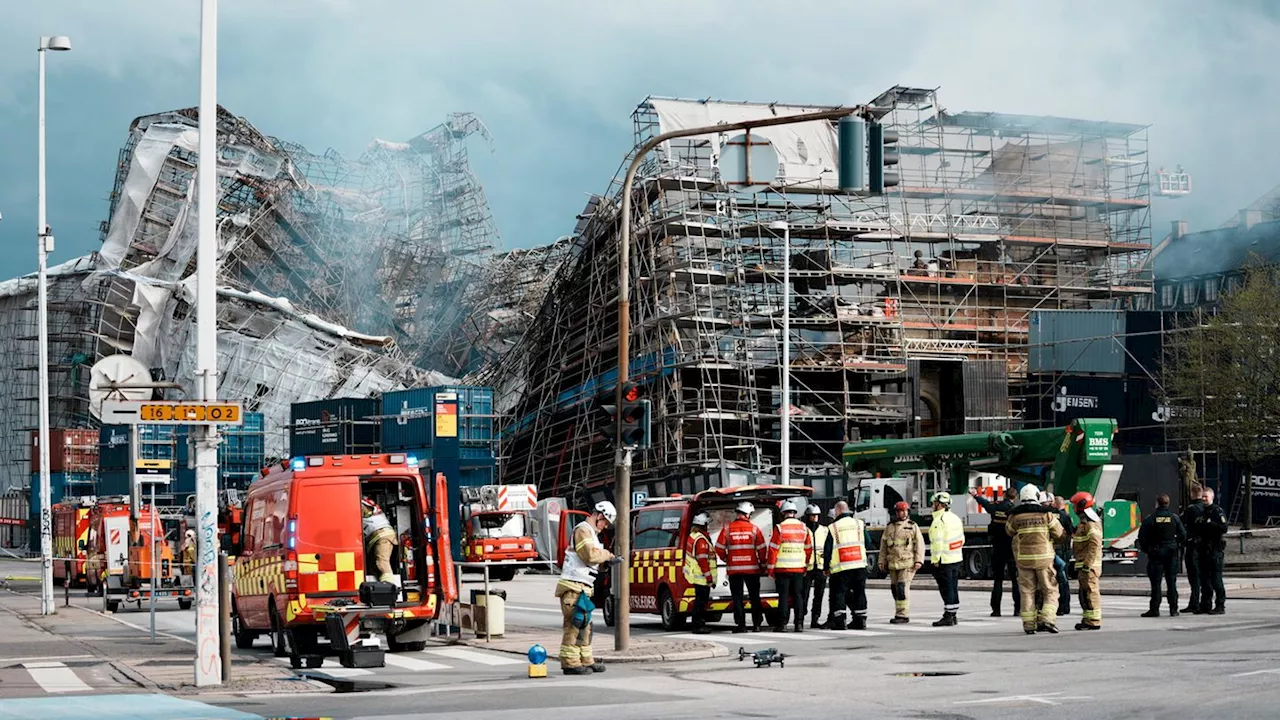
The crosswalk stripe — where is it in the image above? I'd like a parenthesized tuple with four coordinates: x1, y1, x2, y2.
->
(383, 654, 452, 671)
(423, 648, 524, 666)
(22, 662, 91, 693)
(311, 667, 374, 678)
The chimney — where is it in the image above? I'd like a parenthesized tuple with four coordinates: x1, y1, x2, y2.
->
(1171, 220, 1187, 240)
(1240, 209, 1262, 230)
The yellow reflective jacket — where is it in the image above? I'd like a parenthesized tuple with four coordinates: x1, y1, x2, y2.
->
(1005, 504, 1064, 569)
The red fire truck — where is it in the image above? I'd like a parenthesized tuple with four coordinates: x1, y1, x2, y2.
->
(610, 485, 814, 631)
(460, 484, 539, 580)
(52, 498, 94, 587)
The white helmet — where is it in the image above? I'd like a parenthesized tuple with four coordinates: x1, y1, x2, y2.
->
(594, 500, 617, 524)
(691, 512, 710, 526)
(1018, 485, 1039, 503)
(804, 504, 821, 516)
(780, 499, 800, 514)
(736, 501, 755, 515)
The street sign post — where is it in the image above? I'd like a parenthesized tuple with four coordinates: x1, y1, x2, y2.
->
(101, 401, 244, 426)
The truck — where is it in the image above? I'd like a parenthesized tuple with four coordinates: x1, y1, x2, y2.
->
(602, 484, 814, 631)
(52, 497, 94, 587)
(459, 484, 539, 580)
(842, 418, 1141, 579)
(83, 497, 194, 612)
(230, 454, 457, 669)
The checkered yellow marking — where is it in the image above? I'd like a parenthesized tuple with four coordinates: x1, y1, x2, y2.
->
(233, 556, 286, 599)
(629, 548, 684, 585)
(335, 552, 355, 573)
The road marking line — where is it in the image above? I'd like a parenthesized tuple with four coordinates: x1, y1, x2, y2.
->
(0, 655, 94, 667)
(956, 692, 1091, 706)
(1232, 668, 1280, 678)
(1206, 623, 1276, 633)
(424, 648, 524, 666)
(22, 662, 91, 693)
(310, 667, 374, 678)
(504, 605, 563, 614)
(383, 654, 452, 671)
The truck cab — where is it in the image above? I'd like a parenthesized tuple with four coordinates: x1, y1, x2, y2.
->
(230, 453, 455, 669)
(52, 498, 94, 587)
(459, 484, 539, 580)
(615, 484, 814, 631)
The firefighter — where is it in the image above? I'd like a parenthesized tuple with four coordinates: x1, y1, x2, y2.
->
(1195, 488, 1228, 615)
(878, 500, 924, 623)
(929, 492, 965, 627)
(684, 512, 716, 634)
(715, 501, 768, 633)
(556, 501, 616, 675)
(1006, 484, 1064, 634)
(971, 486, 1019, 617)
(361, 497, 398, 582)
(1180, 484, 1206, 613)
(802, 504, 828, 629)
(179, 529, 197, 579)
(767, 499, 814, 632)
(824, 500, 869, 630)
(1139, 494, 1185, 617)
(1070, 491, 1103, 631)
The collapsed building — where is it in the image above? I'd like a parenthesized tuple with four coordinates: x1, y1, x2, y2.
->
(0, 106, 501, 490)
(479, 87, 1155, 505)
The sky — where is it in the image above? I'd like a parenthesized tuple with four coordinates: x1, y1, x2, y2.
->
(2, 0, 1279, 279)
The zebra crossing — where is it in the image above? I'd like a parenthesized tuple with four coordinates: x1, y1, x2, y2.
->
(273, 646, 524, 679)
(0, 659, 125, 697)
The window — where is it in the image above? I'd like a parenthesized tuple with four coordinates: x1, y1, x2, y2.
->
(853, 485, 872, 513)
(1181, 282, 1196, 306)
(1160, 284, 1175, 309)
(633, 508, 684, 550)
(1204, 277, 1219, 303)
(246, 497, 266, 553)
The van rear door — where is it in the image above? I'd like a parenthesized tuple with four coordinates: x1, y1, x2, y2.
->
(294, 479, 364, 598)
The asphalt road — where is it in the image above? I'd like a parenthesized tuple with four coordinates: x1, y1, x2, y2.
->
(5, 562, 1280, 719)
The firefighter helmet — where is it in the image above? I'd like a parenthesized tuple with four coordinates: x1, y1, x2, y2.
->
(930, 492, 951, 507)
(594, 500, 617, 524)
(804, 504, 821, 517)
(692, 512, 710, 526)
(1071, 491, 1095, 512)
(736, 501, 755, 516)
(1019, 485, 1040, 503)
(893, 501, 910, 516)
(780, 499, 800, 515)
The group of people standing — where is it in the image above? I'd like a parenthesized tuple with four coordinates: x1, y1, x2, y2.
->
(1139, 486, 1228, 616)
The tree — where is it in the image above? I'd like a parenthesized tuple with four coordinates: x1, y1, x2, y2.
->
(1162, 263, 1280, 529)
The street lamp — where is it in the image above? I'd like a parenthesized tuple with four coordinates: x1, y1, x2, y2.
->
(770, 220, 791, 486)
(37, 34, 71, 617)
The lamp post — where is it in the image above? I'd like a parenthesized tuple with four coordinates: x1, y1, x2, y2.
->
(612, 106, 862, 651)
(37, 34, 71, 617)
(770, 221, 791, 486)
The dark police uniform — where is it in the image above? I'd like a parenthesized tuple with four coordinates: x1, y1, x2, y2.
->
(974, 493, 1019, 615)
(1138, 507, 1186, 615)
(1195, 501, 1228, 613)
(1055, 507, 1074, 615)
(1179, 497, 1205, 612)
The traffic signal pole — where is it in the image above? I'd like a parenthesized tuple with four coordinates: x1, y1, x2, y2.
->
(614, 105, 863, 651)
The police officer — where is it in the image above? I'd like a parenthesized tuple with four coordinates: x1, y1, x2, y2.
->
(1180, 485, 1206, 613)
(879, 501, 924, 623)
(1195, 488, 1228, 615)
(1007, 485, 1064, 634)
(1052, 496, 1074, 616)
(683, 513, 716, 634)
(801, 504, 828, 629)
(824, 501, 869, 630)
(1139, 494, 1186, 617)
(929, 492, 965, 627)
(1071, 492, 1103, 631)
(971, 486, 1019, 617)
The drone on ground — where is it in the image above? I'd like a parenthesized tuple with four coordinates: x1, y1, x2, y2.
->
(737, 646, 787, 668)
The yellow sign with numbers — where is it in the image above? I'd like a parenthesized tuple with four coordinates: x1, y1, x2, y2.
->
(139, 403, 241, 424)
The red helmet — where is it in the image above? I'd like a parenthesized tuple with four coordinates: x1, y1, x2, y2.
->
(1071, 491, 1094, 512)
(893, 501, 910, 515)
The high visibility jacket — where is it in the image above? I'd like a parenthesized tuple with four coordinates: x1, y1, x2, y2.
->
(879, 518, 925, 571)
(767, 518, 813, 574)
(683, 529, 717, 586)
(807, 522, 828, 571)
(1005, 504, 1063, 569)
(929, 509, 965, 565)
(715, 518, 767, 575)
(825, 514, 868, 572)
(1072, 517, 1103, 575)
(559, 521, 612, 588)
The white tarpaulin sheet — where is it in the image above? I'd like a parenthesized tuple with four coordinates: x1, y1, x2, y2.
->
(647, 99, 840, 189)
(98, 123, 200, 269)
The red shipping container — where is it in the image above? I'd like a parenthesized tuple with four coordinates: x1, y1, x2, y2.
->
(30, 429, 100, 474)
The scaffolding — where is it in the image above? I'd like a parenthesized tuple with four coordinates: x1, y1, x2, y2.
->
(485, 87, 1153, 506)
(0, 106, 497, 490)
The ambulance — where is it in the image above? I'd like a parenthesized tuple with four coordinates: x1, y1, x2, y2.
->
(611, 485, 814, 631)
(52, 498, 94, 587)
(230, 454, 456, 669)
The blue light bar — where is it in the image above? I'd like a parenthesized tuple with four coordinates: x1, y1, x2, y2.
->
(406, 454, 419, 468)
(290, 457, 306, 471)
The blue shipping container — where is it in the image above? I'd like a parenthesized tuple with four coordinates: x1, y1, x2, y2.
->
(381, 387, 494, 452)
(1029, 310, 1127, 375)
(402, 448, 493, 562)
(99, 424, 176, 470)
(290, 398, 380, 456)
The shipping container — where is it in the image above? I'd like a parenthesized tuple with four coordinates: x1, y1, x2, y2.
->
(289, 398, 380, 456)
(30, 429, 100, 474)
(99, 424, 176, 470)
(1029, 310, 1126, 375)
(176, 412, 266, 468)
(381, 386, 495, 451)
(1, 490, 29, 550)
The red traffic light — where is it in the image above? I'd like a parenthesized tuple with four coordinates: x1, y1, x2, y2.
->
(621, 382, 641, 402)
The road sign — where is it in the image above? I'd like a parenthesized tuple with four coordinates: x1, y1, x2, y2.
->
(632, 491, 648, 506)
(101, 400, 244, 426)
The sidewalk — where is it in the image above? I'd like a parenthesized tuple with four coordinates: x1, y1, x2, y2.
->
(866, 574, 1280, 599)
(449, 624, 728, 663)
(0, 590, 324, 697)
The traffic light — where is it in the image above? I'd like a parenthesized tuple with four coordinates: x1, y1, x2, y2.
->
(837, 116, 866, 193)
(868, 121, 900, 195)
(596, 382, 651, 449)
